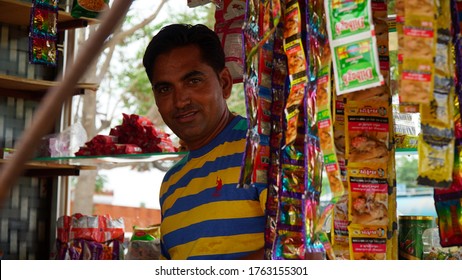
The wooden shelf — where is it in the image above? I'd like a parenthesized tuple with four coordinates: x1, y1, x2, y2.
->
(0, 74, 98, 99)
(0, 158, 96, 177)
(0, 0, 100, 30)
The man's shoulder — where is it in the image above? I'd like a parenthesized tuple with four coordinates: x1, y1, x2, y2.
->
(229, 115, 248, 134)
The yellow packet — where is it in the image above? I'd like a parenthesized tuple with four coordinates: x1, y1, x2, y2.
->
(348, 224, 388, 260)
(417, 131, 454, 188)
(348, 161, 389, 226)
(345, 98, 390, 164)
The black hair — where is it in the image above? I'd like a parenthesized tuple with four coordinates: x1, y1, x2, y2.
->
(142, 24, 226, 84)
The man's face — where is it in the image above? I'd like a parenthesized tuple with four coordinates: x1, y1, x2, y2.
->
(150, 45, 232, 150)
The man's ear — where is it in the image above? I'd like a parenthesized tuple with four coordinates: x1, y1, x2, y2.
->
(220, 67, 233, 99)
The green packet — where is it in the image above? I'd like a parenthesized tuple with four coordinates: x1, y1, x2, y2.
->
(325, 0, 383, 95)
(325, 0, 372, 41)
(130, 225, 160, 241)
(332, 36, 384, 95)
(71, 0, 110, 19)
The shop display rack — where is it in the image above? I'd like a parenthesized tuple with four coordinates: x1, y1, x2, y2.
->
(0, 0, 99, 30)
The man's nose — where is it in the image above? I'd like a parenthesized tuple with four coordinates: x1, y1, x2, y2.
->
(173, 89, 191, 108)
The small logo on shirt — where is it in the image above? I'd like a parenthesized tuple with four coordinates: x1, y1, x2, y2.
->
(213, 177, 223, 197)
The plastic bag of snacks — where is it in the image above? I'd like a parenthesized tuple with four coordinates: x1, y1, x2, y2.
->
(71, 0, 110, 18)
(54, 213, 125, 260)
(125, 225, 161, 260)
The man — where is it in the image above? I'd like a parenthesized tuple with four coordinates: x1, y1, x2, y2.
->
(143, 24, 267, 260)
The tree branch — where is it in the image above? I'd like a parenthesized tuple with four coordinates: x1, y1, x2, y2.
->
(110, 0, 169, 43)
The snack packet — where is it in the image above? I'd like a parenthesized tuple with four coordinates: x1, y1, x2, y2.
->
(71, 0, 110, 18)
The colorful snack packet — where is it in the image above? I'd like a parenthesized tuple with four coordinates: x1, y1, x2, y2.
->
(348, 224, 387, 260)
(71, 0, 110, 19)
(29, 0, 58, 66)
(347, 162, 389, 226)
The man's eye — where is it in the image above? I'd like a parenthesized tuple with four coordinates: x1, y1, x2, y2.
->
(155, 86, 172, 94)
(188, 78, 202, 85)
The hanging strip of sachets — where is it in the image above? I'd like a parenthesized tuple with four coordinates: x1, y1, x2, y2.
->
(241, 0, 286, 259)
(274, 0, 311, 260)
(29, 0, 58, 66)
(214, 0, 246, 83)
(325, 0, 384, 95)
(399, 0, 436, 105)
(416, 0, 455, 188)
(265, 24, 286, 260)
(328, 0, 395, 260)
(431, 0, 462, 248)
(331, 83, 351, 259)
(303, 0, 337, 260)
(307, 0, 341, 260)
(372, 0, 397, 261)
(395, 0, 417, 113)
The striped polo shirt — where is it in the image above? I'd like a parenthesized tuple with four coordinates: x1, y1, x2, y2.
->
(159, 115, 267, 260)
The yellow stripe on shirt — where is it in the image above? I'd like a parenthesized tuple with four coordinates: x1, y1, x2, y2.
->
(168, 232, 264, 260)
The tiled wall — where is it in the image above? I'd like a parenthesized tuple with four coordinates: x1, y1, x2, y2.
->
(0, 96, 36, 148)
(0, 24, 57, 80)
(0, 177, 53, 260)
(0, 19, 60, 259)
(0, 94, 55, 260)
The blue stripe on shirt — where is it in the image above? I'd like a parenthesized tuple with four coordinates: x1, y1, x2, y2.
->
(163, 216, 266, 248)
(164, 183, 260, 216)
(160, 152, 245, 205)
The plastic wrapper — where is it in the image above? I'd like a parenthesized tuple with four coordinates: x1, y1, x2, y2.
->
(125, 225, 161, 260)
(325, 0, 384, 95)
(38, 122, 88, 157)
(75, 113, 177, 156)
(35, 0, 59, 7)
(371, 0, 390, 85)
(214, 0, 246, 83)
(434, 197, 462, 247)
(393, 108, 420, 150)
(69, 214, 124, 243)
(29, 35, 57, 66)
(423, 227, 462, 259)
(433, 145, 462, 247)
(332, 193, 350, 259)
(54, 213, 124, 260)
(417, 128, 454, 188)
(71, 0, 110, 18)
(417, 0, 455, 189)
(29, 0, 58, 66)
(343, 68, 393, 259)
(399, 0, 436, 106)
(126, 239, 160, 260)
(31, 6, 57, 37)
(345, 99, 390, 164)
(316, 59, 344, 198)
(283, 0, 308, 146)
(348, 224, 387, 260)
(347, 162, 389, 226)
(263, 22, 285, 260)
